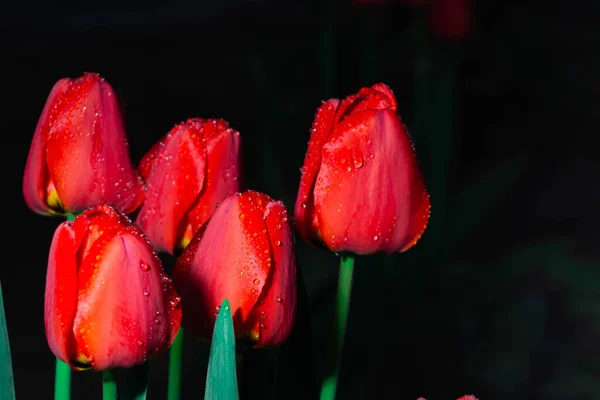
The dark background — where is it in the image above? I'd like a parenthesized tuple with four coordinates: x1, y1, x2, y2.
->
(2, 0, 600, 399)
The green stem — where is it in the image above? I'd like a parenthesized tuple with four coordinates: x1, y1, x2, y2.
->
(122, 363, 149, 400)
(167, 329, 184, 400)
(54, 359, 71, 400)
(66, 213, 75, 222)
(0, 282, 16, 400)
(319, 254, 356, 400)
(102, 370, 117, 400)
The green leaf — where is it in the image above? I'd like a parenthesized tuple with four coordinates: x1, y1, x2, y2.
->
(204, 299, 239, 400)
(0, 281, 16, 399)
(441, 155, 527, 257)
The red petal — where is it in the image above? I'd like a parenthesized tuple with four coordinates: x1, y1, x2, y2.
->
(184, 119, 242, 241)
(72, 229, 180, 370)
(314, 109, 430, 254)
(137, 134, 168, 180)
(23, 78, 71, 215)
(44, 73, 144, 214)
(45, 221, 82, 365)
(173, 191, 271, 340)
(337, 83, 397, 122)
(135, 121, 207, 254)
(249, 200, 296, 347)
(294, 99, 339, 244)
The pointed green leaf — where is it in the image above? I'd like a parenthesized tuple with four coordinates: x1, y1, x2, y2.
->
(0, 281, 16, 399)
(442, 155, 527, 257)
(204, 299, 239, 400)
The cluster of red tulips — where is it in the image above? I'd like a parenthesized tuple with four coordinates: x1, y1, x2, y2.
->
(22, 72, 475, 398)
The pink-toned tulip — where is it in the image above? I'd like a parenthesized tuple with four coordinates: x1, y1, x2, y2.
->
(173, 190, 296, 347)
(135, 118, 242, 255)
(295, 83, 431, 255)
(23, 72, 144, 216)
(45, 204, 181, 371)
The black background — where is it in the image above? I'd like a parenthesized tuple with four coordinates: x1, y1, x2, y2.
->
(2, 0, 600, 399)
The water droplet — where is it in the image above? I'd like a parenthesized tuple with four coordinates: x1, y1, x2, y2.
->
(275, 240, 282, 247)
(137, 340, 143, 346)
(140, 261, 150, 271)
(373, 235, 379, 241)
(353, 154, 364, 169)
(170, 296, 181, 308)
(276, 297, 283, 303)
(143, 290, 150, 296)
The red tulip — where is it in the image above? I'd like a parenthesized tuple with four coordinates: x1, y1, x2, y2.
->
(173, 190, 296, 347)
(23, 72, 144, 216)
(135, 118, 242, 255)
(45, 204, 181, 371)
(294, 83, 431, 255)
(428, 0, 471, 40)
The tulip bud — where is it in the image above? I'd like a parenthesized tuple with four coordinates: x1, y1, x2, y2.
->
(136, 118, 242, 255)
(23, 73, 144, 216)
(173, 191, 296, 347)
(295, 83, 431, 255)
(45, 205, 181, 371)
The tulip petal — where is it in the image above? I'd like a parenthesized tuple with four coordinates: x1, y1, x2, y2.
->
(249, 201, 296, 347)
(294, 99, 339, 244)
(136, 123, 207, 254)
(23, 78, 71, 215)
(174, 192, 271, 340)
(335, 83, 397, 123)
(185, 119, 242, 237)
(137, 135, 168, 180)
(44, 73, 144, 214)
(315, 109, 430, 254)
(45, 221, 83, 365)
(72, 230, 180, 370)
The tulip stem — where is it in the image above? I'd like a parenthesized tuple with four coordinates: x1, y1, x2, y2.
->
(167, 329, 184, 400)
(102, 370, 117, 400)
(54, 359, 71, 400)
(319, 254, 355, 400)
(122, 363, 149, 400)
